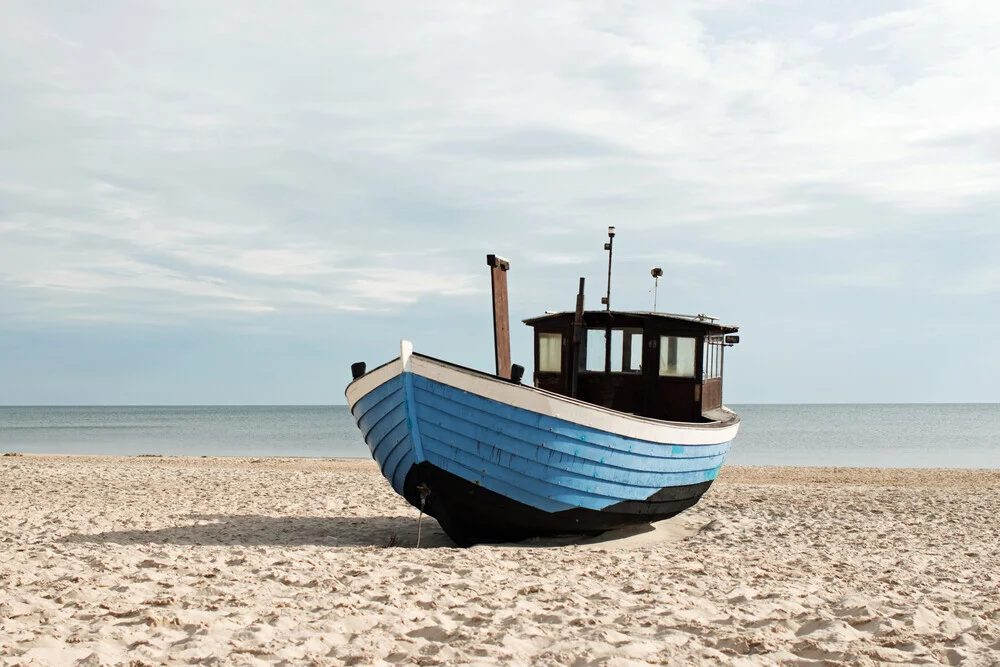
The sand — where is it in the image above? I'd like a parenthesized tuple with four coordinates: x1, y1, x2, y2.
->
(2, 456, 999, 666)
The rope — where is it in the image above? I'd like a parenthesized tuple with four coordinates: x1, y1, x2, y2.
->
(416, 483, 431, 548)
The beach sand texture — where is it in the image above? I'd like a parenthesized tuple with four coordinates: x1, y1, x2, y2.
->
(2, 456, 999, 666)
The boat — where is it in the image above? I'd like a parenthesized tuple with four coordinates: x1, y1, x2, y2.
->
(345, 229, 741, 546)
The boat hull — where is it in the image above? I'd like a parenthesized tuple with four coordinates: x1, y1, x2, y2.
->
(400, 462, 714, 545)
(346, 342, 739, 546)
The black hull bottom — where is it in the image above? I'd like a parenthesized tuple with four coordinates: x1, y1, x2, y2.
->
(402, 462, 713, 547)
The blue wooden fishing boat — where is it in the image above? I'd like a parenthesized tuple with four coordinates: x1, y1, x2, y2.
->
(346, 230, 740, 546)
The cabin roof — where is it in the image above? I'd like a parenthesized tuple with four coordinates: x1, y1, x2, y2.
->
(522, 310, 739, 333)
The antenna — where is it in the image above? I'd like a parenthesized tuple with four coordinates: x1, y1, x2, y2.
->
(651, 267, 663, 311)
(601, 226, 615, 311)
(601, 227, 616, 375)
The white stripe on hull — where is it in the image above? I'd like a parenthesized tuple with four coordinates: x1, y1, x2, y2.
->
(346, 341, 739, 446)
(346, 358, 402, 407)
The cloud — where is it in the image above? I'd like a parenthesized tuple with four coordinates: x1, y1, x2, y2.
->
(1, 0, 999, 325)
(347, 274, 480, 305)
(938, 266, 1000, 296)
(813, 264, 906, 289)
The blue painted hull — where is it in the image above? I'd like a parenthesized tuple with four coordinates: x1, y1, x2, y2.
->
(348, 359, 736, 545)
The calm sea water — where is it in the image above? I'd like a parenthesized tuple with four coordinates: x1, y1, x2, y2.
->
(1, 404, 998, 468)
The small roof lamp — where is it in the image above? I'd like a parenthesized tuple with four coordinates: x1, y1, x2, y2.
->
(651, 267, 663, 311)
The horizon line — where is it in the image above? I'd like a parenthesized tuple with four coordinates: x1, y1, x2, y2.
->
(2, 402, 999, 408)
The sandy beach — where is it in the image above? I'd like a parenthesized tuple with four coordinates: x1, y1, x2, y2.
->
(2, 456, 998, 666)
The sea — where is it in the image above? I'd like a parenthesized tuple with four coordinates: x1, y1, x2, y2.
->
(1, 404, 999, 469)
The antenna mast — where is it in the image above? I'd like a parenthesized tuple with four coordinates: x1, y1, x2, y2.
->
(601, 227, 616, 374)
(651, 267, 663, 311)
(601, 226, 615, 311)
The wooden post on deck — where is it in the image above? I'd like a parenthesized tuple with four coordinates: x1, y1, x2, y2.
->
(570, 277, 585, 398)
(486, 254, 511, 379)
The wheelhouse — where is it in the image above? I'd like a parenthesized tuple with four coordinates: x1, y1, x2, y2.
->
(524, 311, 739, 423)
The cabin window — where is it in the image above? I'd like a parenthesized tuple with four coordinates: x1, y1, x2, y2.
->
(582, 328, 642, 373)
(538, 333, 563, 373)
(659, 336, 696, 377)
(624, 331, 643, 372)
(609, 330, 624, 372)
(584, 329, 610, 371)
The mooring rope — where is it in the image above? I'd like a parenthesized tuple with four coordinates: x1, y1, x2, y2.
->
(415, 483, 431, 548)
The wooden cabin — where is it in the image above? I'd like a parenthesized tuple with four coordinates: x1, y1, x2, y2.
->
(523, 311, 739, 423)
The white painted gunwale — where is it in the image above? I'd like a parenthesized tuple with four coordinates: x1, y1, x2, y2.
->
(345, 358, 402, 409)
(344, 342, 740, 446)
(345, 340, 414, 409)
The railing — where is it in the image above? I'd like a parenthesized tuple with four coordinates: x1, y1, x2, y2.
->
(703, 335, 725, 380)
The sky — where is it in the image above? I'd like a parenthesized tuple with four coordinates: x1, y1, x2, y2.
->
(1, 0, 999, 405)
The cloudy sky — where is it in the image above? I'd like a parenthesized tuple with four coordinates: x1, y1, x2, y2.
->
(2, 0, 998, 405)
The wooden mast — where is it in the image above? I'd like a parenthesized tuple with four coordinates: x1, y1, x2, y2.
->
(486, 254, 511, 379)
(570, 277, 585, 398)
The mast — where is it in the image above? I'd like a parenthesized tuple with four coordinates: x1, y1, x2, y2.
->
(601, 227, 615, 373)
(601, 226, 615, 311)
(486, 254, 511, 379)
(570, 277, 585, 397)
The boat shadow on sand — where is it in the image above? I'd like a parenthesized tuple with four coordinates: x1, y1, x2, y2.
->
(59, 513, 706, 549)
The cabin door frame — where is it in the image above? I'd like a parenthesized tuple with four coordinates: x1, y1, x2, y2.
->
(640, 321, 660, 418)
